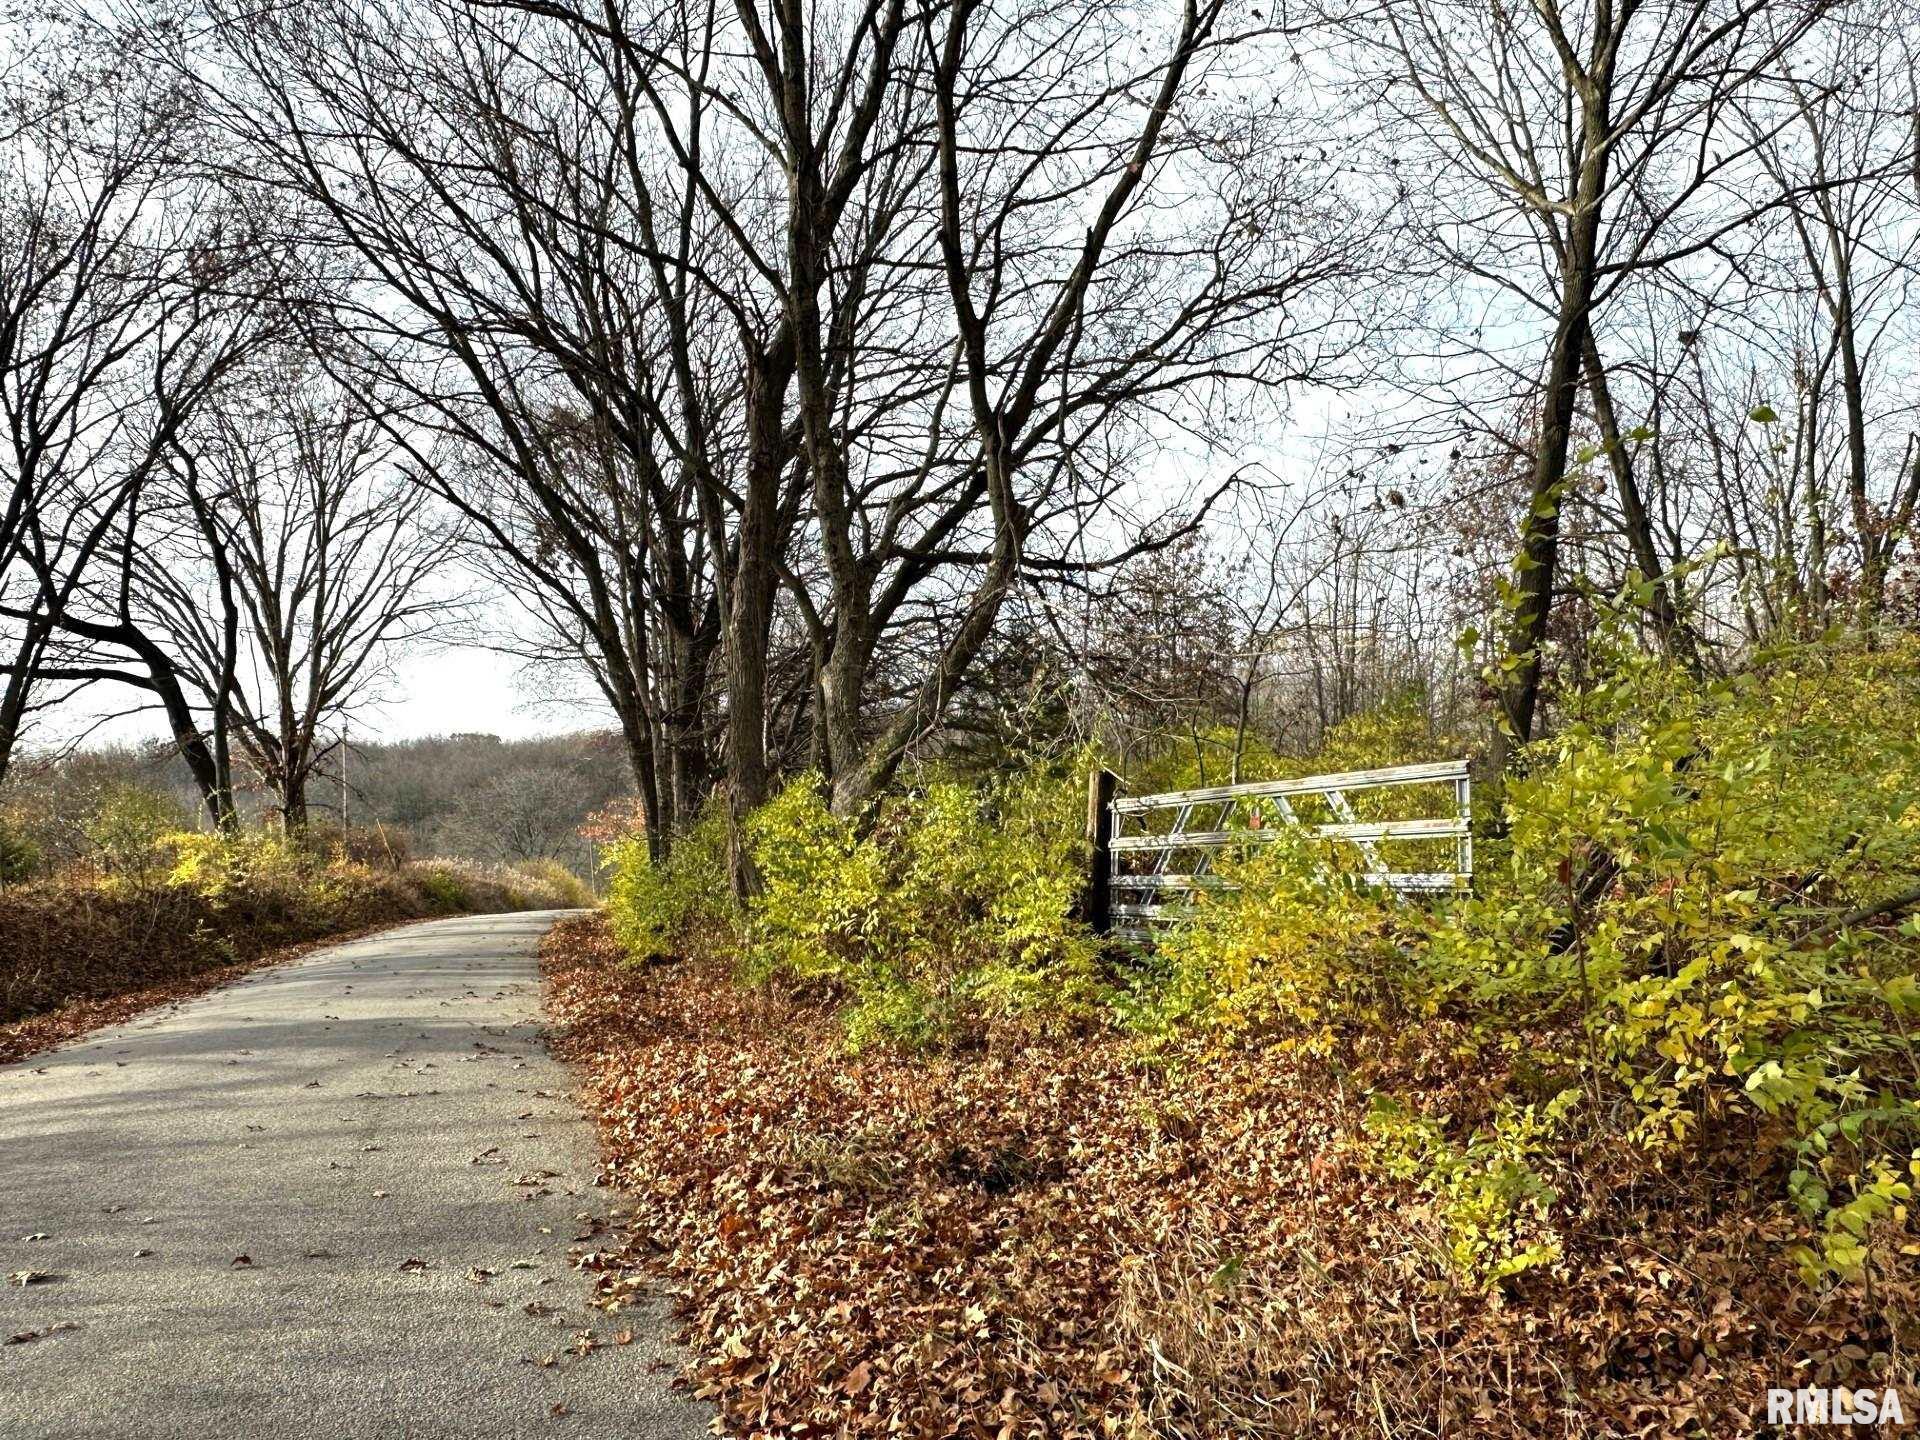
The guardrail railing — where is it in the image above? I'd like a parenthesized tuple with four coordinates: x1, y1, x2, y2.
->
(1084, 760, 1473, 940)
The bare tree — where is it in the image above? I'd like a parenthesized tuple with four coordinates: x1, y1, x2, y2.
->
(159, 0, 1376, 897)
(452, 765, 592, 865)
(0, 19, 211, 780)
(1, 171, 274, 820)
(1746, 8, 1920, 626)
(1335, 0, 1838, 765)
(172, 0, 741, 857)
(131, 363, 460, 827)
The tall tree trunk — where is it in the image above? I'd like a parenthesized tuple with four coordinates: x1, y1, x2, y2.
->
(1491, 138, 1610, 775)
(724, 334, 795, 895)
(152, 655, 231, 830)
(0, 621, 50, 786)
(189, 467, 241, 830)
(1581, 334, 1699, 673)
(806, 635, 832, 779)
(614, 697, 666, 865)
(1833, 266, 1884, 625)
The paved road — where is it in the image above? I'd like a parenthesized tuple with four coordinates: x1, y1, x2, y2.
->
(0, 911, 708, 1440)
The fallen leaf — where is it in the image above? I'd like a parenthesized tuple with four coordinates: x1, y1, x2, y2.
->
(5, 1322, 77, 1345)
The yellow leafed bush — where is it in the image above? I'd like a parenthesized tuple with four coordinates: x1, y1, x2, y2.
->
(600, 629, 1920, 1288)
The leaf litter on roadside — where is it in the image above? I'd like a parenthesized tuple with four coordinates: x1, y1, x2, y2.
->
(539, 911, 1918, 1439)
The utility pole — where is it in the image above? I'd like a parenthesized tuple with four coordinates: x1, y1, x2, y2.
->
(340, 724, 349, 829)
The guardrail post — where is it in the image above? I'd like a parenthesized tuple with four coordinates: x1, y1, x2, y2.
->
(1085, 767, 1118, 935)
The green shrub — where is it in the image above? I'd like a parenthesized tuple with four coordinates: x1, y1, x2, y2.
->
(1090, 624, 1920, 1289)
(511, 858, 594, 908)
(601, 764, 1100, 1050)
(415, 867, 473, 911)
(605, 803, 734, 960)
(745, 779, 887, 982)
(1125, 834, 1405, 1047)
(1367, 1086, 1581, 1285)
(744, 766, 1100, 1048)
(1375, 628, 1920, 1286)
(0, 816, 40, 884)
(84, 784, 189, 886)
(164, 829, 304, 896)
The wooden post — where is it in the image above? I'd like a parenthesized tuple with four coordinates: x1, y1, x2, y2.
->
(1085, 767, 1117, 935)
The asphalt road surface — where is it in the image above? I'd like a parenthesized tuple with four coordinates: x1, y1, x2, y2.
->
(0, 910, 709, 1440)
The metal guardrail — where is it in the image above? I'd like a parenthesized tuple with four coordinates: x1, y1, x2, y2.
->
(1086, 760, 1473, 940)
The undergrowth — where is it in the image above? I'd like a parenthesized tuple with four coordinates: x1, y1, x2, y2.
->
(596, 629, 1920, 1431)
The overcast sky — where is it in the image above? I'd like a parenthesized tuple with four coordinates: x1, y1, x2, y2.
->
(369, 647, 610, 739)
(42, 639, 613, 752)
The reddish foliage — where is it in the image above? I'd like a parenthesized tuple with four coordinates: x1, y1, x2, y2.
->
(542, 915, 1918, 1438)
(580, 796, 648, 846)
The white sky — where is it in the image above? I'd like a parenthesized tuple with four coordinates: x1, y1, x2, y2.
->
(39, 639, 613, 752)
(362, 646, 611, 739)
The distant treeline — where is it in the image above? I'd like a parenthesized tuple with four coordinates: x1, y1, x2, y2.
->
(5, 731, 631, 881)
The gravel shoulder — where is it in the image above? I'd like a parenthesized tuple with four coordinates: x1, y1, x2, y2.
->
(0, 909, 709, 1440)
